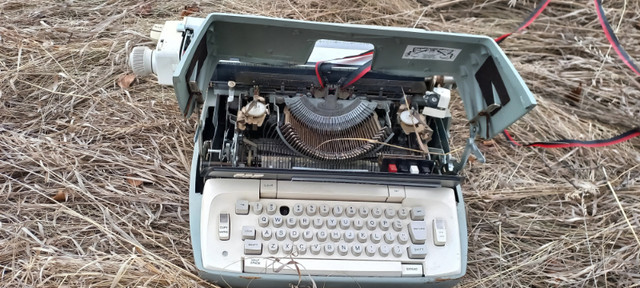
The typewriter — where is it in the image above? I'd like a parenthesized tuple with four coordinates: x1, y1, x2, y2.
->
(129, 14, 535, 288)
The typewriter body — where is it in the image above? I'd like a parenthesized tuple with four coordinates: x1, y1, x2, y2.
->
(129, 13, 535, 288)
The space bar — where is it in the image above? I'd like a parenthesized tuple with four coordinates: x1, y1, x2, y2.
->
(244, 258, 402, 277)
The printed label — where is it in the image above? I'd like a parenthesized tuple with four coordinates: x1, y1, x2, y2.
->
(402, 45, 461, 61)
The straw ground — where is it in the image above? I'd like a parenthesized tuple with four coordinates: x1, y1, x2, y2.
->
(1, 0, 638, 287)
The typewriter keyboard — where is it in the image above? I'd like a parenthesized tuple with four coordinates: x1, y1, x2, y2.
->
(201, 179, 462, 278)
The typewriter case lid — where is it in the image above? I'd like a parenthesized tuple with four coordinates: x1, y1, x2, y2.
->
(174, 13, 535, 140)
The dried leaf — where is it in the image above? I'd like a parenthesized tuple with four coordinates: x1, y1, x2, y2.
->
(566, 82, 582, 104)
(117, 74, 136, 89)
(126, 174, 144, 187)
(482, 140, 496, 147)
(136, 3, 153, 16)
(53, 188, 67, 202)
(180, 4, 200, 17)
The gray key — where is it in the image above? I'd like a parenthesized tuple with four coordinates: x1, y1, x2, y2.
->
(410, 207, 425, 220)
(408, 245, 427, 259)
(244, 240, 262, 255)
(236, 200, 249, 215)
(408, 221, 427, 244)
(241, 226, 256, 240)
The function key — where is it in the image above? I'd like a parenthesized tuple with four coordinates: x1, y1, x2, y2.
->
(410, 207, 425, 221)
(235, 200, 249, 215)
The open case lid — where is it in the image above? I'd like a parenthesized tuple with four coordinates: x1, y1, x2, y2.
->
(173, 13, 535, 140)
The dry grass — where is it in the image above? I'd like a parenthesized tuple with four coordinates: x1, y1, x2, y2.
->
(1, 0, 639, 287)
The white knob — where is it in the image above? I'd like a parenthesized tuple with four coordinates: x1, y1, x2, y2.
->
(129, 46, 154, 76)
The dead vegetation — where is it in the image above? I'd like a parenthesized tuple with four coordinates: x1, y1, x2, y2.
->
(0, 0, 638, 287)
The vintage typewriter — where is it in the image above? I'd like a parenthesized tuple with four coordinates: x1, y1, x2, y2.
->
(129, 14, 535, 288)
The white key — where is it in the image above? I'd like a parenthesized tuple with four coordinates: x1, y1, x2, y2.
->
(409, 165, 419, 174)
(261, 229, 272, 240)
(357, 232, 368, 243)
(398, 232, 409, 244)
(410, 207, 425, 221)
(218, 213, 230, 241)
(398, 208, 409, 219)
(324, 243, 335, 255)
(365, 244, 376, 256)
(359, 206, 369, 218)
(296, 243, 307, 255)
(310, 243, 322, 255)
(244, 240, 262, 255)
(268, 242, 279, 254)
(371, 207, 383, 218)
(275, 229, 286, 240)
(266, 203, 277, 215)
(371, 232, 382, 243)
(408, 221, 427, 244)
(316, 230, 328, 241)
(293, 204, 304, 216)
(306, 204, 317, 216)
(302, 230, 313, 241)
(299, 217, 310, 229)
(330, 231, 341, 241)
(340, 218, 351, 229)
(402, 264, 423, 277)
(251, 202, 263, 214)
(333, 205, 344, 217)
(313, 218, 324, 229)
(242, 226, 256, 240)
(433, 218, 447, 246)
(326, 218, 338, 229)
(258, 215, 269, 227)
(392, 220, 403, 231)
(384, 232, 395, 244)
(384, 208, 396, 218)
(244, 258, 403, 277)
(344, 231, 355, 243)
(272, 216, 283, 228)
(236, 200, 249, 215)
(366, 219, 377, 230)
(379, 219, 390, 231)
(289, 230, 300, 241)
(319, 204, 330, 216)
(392, 245, 403, 257)
(353, 219, 364, 230)
(338, 243, 349, 256)
(345, 205, 357, 217)
(408, 245, 427, 259)
(351, 244, 363, 256)
(283, 241, 294, 254)
(286, 217, 297, 228)
(379, 244, 390, 256)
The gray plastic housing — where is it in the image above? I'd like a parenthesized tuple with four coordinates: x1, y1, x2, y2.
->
(175, 13, 536, 288)
(173, 13, 535, 140)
